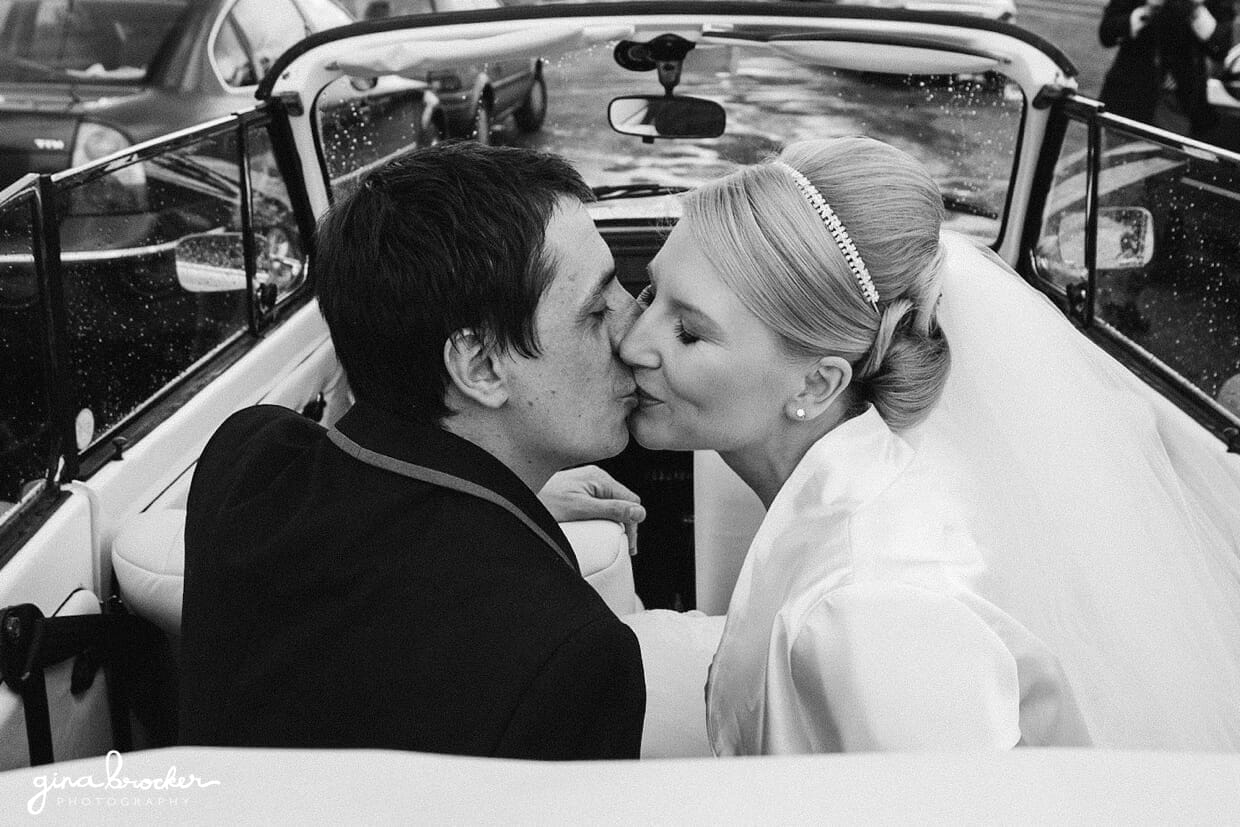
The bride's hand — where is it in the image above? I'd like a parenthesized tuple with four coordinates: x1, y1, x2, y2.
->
(539, 466, 646, 555)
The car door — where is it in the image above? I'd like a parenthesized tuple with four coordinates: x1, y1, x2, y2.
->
(0, 100, 341, 770)
(1022, 96, 1240, 449)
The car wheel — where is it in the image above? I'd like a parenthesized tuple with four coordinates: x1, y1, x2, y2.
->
(514, 74, 547, 133)
(472, 103, 493, 146)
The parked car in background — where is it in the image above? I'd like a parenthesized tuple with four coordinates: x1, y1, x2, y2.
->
(0, 0, 441, 188)
(339, 0, 548, 143)
(0, 0, 442, 493)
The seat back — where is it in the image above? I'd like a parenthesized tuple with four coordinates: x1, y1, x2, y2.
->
(112, 510, 639, 638)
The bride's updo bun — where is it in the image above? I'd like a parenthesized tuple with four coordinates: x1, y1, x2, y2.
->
(681, 136, 949, 430)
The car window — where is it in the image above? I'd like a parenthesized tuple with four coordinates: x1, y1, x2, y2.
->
(246, 123, 307, 308)
(56, 131, 252, 444)
(0, 189, 54, 524)
(1034, 121, 1240, 420)
(295, 0, 355, 30)
(315, 73, 439, 191)
(221, 0, 309, 88)
(325, 37, 1024, 244)
(213, 16, 257, 87)
(0, 0, 191, 82)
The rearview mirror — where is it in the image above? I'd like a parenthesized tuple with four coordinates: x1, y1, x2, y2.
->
(608, 95, 725, 140)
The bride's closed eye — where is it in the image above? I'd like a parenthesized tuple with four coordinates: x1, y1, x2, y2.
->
(636, 283, 655, 309)
(674, 321, 700, 345)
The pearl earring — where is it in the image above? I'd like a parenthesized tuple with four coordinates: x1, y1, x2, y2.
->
(795, 408, 806, 420)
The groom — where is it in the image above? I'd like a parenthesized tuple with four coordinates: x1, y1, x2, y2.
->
(179, 142, 646, 758)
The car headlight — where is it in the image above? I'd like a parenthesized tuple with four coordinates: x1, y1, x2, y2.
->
(67, 122, 148, 215)
(71, 122, 146, 187)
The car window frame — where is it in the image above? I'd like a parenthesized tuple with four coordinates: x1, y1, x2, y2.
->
(0, 101, 315, 554)
(0, 174, 73, 557)
(1020, 89, 1240, 451)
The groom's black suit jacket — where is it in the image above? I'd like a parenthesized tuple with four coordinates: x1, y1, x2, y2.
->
(178, 401, 645, 758)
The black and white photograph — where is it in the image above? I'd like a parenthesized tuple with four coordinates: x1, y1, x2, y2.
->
(1, 0, 1239, 821)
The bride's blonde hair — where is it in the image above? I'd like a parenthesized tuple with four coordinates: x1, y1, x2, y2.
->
(682, 136, 950, 429)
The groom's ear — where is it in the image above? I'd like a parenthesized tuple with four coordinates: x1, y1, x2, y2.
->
(444, 328, 509, 410)
(788, 355, 852, 421)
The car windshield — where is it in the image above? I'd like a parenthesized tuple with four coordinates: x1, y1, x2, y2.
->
(317, 33, 1024, 243)
(0, 0, 192, 83)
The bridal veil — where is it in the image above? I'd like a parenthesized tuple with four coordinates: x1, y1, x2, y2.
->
(908, 231, 1240, 749)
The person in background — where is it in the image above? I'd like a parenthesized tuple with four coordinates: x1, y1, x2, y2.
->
(1099, 0, 1236, 139)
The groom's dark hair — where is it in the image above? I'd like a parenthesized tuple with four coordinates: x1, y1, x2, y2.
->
(313, 142, 592, 423)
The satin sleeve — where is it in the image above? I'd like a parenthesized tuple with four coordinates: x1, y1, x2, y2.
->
(781, 581, 1021, 752)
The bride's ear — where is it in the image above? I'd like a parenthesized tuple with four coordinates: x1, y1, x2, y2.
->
(786, 356, 851, 421)
(444, 328, 509, 409)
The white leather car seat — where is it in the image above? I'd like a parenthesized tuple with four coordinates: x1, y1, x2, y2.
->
(112, 511, 641, 638)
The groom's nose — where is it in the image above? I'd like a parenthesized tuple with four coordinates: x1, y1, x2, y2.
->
(608, 289, 642, 349)
(618, 302, 659, 370)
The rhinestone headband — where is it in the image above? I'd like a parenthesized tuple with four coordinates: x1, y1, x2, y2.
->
(773, 161, 880, 311)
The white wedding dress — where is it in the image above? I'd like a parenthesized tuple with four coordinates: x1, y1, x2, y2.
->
(630, 231, 1240, 756)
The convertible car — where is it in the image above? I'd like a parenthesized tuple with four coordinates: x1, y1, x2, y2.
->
(1, 2, 1238, 820)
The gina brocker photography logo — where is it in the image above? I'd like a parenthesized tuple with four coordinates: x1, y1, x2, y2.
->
(27, 750, 221, 816)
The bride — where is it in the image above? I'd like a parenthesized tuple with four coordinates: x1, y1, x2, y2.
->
(619, 136, 1240, 753)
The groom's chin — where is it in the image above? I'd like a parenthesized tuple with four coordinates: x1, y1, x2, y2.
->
(625, 416, 670, 451)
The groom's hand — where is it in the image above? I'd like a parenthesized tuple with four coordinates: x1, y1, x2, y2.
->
(539, 466, 646, 556)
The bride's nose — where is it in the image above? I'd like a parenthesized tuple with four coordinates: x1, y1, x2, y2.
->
(618, 302, 660, 370)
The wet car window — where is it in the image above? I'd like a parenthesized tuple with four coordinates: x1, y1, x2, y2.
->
(315, 41, 1023, 244)
(0, 189, 53, 519)
(246, 122, 307, 306)
(1034, 118, 1089, 286)
(0, 0, 191, 82)
(222, 0, 308, 88)
(56, 131, 250, 446)
(1035, 122, 1240, 418)
(314, 74, 440, 192)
